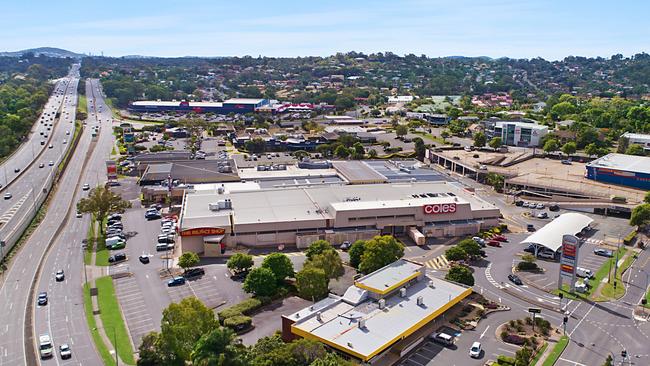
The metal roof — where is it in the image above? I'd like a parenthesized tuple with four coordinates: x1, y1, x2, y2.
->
(355, 259, 422, 295)
(332, 161, 387, 184)
(586, 153, 650, 175)
(521, 213, 594, 252)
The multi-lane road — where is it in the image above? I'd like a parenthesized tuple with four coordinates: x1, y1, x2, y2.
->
(0, 77, 114, 366)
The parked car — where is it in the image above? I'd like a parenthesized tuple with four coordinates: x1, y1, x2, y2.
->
(487, 240, 501, 247)
(183, 268, 206, 280)
(55, 270, 65, 282)
(340, 241, 351, 251)
(37, 292, 48, 306)
(430, 332, 455, 346)
(561, 160, 572, 165)
(108, 253, 127, 263)
(168, 277, 186, 287)
(537, 212, 548, 219)
(145, 209, 161, 220)
(492, 235, 508, 242)
(549, 204, 560, 212)
(536, 203, 545, 209)
(527, 224, 535, 232)
(515, 200, 524, 207)
(594, 248, 614, 257)
(469, 342, 482, 358)
(139, 255, 150, 264)
(472, 237, 486, 247)
(576, 267, 593, 279)
(508, 274, 523, 285)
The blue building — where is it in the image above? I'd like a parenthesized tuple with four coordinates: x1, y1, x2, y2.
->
(128, 98, 268, 114)
(585, 153, 650, 190)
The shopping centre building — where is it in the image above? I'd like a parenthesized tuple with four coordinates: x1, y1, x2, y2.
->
(178, 181, 500, 256)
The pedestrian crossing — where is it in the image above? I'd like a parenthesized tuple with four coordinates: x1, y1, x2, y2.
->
(423, 255, 449, 270)
(582, 238, 603, 246)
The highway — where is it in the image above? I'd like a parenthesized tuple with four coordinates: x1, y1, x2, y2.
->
(0, 64, 80, 261)
(32, 78, 115, 366)
(0, 78, 112, 366)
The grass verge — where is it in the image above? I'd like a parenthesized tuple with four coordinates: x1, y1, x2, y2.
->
(412, 131, 447, 145)
(95, 276, 136, 364)
(83, 282, 117, 366)
(542, 336, 568, 366)
(78, 94, 88, 115)
(57, 121, 82, 174)
(94, 218, 108, 266)
(599, 251, 635, 299)
(530, 342, 548, 366)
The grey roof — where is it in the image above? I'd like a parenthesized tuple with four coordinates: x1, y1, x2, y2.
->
(521, 213, 594, 252)
(134, 151, 192, 163)
(355, 259, 422, 293)
(587, 153, 650, 175)
(332, 161, 387, 184)
(141, 160, 239, 184)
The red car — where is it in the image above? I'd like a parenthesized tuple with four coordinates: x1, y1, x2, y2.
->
(492, 235, 508, 242)
(487, 240, 501, 247)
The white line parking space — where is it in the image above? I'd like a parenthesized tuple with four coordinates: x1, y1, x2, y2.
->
(114, 276, 156, 347)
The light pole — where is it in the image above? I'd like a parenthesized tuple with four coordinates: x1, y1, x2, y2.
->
(93, 326, 117, 365)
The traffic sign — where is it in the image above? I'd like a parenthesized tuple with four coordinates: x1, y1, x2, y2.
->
(528, 308, 541, 314)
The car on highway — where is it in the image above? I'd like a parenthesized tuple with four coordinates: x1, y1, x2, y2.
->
(39, 334, 54, 359)
(76, 211, 82, 218)
(594, 248, 613, 257)
(41, 140, 45, 145)
(39, 163, 45, 168)
(139, 255, 150, 264)
(55, 270, 65, 282)
(66, 130, 70, 135)
(14, 167, 20, 173)
(82, 184, 90, 191)
(48, 144, 53, 149)
(486, 240, 501, 247)
(168, 276, 186, 287)
(63, 139, 67, 144)
(4, 193, 12, 200)
(48, 161, 54, 166)
(183, 267, 205, 280)
(37, 292, 48, 306)
(469, 341, 482, 358)
(59, 344, 72, 360)
(508, 274, 523, 285)
(108, 253, 127, 263)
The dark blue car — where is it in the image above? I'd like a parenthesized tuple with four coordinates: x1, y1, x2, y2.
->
(167, 277, 186, 287)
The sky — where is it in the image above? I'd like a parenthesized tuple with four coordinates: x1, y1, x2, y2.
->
(1, 0, 648, 60)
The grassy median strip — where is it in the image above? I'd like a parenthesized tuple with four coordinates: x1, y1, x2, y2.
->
(96, 276, 135, 364)
(599, 250, 634, 299)
(78, 94, 88, 115)
(529, 342, 548, 366)
(95, 218, 109, 266)
(83, 283, 117, 366)
(542, 336, 568, 366)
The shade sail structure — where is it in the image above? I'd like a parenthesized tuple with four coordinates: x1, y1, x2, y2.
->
(521, 212, 594, 252)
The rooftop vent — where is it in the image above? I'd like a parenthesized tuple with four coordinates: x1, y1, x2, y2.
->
(316, 312, 322, 322)
(378, 299, 386, 309)
(209, 199, 232, 211)
(400, 287, 407, 298)
(358, 318, 366, 329)
(417, 296, 424, 306)
(429, 280, 435, 288)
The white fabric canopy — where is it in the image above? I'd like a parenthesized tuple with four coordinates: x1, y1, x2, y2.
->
(521, 212, 594, 252)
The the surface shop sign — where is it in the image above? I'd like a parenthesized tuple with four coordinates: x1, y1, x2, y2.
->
(558, 234, 579, 291)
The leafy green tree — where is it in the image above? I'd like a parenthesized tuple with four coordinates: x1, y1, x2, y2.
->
(413, 137, 426, 160)
(226, 253, 254, 274)
(602, 354, 613, 366)
(305, 240, 333, 260)
(358, 235, 404, 274)
(644, 191, 650, 204)
(625, 144, 646, 156)
(348, 240, 366, 269)
(77, 186, 132, 234)
(550, 101, 577, 120)
(305, 250, 344, 279)
(585, 143, 609, 157)
(395, 124, 408, 138)
(159, 297, 219, 363)
(243, 267, 278, 297)
(522, 254, 537, 263)
(445, 246, 469, 261)
(334, 145, 350, 159)
(137, 332, 165, 366)
(514, 346, 533, 366)
(261, 253, 294, 283)
(296, 267, 329, 301)
(457, 239, 481, 257)
(368, 149, 378, 158)
(473, 132, 487, 147)
(486, 172, 505, 191)
(488, 137, 503, 149)
(561, 141, 577, 156)
(190, 327, 247, 366)
(352, 142, 365, 159)
(445, 265, 475, 286)
(630, 204, 650, 228)
(617, 136, 629, 153)
(178, 252, 200, 271)
(245, 137, 266, 154)
(310, 353, 355, 366)
(543, 139, 559, 154)
(338, 134, 357, 147)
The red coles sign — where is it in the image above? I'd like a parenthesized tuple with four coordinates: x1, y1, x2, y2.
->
(422, 203, 457, 215)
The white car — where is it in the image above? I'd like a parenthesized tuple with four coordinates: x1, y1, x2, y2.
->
(4, 193, 12, 200)
(59, 344, 72, 359)
(82, 184, 90, 191)
(469, 341, 481, 358)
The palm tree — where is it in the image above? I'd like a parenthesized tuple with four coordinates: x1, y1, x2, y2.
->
(190, 327, 246, 366)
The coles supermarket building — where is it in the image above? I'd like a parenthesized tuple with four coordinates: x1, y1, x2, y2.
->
(178, 182, 500, 256)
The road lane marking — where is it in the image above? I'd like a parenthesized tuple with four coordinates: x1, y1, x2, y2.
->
(569, 303, 594, 337)
(558, 358, 587, 366)
(480, 325, 490, 339)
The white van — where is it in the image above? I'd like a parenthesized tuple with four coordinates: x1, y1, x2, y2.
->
(39, 334, 53, 359)
(576, 267, 593, 279)
(429, 332, 454, 346)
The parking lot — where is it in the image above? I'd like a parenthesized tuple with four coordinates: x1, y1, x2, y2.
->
(165, 267, 226, 309)
(113, 275, 156, 347)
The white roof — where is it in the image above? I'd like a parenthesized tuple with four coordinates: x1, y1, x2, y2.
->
(224, 98, 265, 104)
(587, 153, 650, 175)
(521, 213, 594, 252)
(495, 121, 548, 130)
(622, 132, 650, 141)
(131, 101, 223, 107)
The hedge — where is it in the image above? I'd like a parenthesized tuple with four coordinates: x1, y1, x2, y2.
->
(503, 334, 526, 345)
(623, 230, 637, 245)
(218, 298, 262, 323)
(517, 261, 538, 271)
(496, 355, 515, 365)
(223, 315, 252, 330)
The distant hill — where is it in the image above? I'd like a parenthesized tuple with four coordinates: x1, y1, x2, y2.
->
(0, 47, 84, 58)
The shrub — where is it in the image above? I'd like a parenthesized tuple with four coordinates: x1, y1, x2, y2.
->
(517, 261, 538, 271)
(223, 315, 252, 331)
(218, 298, 262, 322)
(501, 330, 508, 340)
(504, 334, 526, 345)
(623, 230, 637, 245)
(496, 355, 515, 365)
